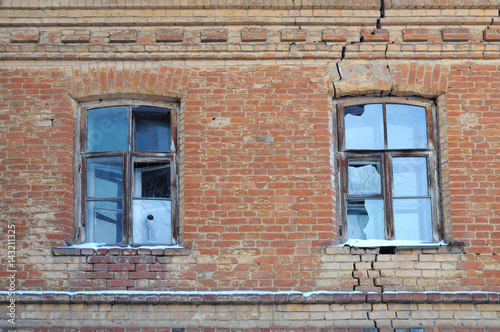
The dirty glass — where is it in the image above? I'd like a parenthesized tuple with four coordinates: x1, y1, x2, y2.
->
(86, 201, 123, 244)
(393, 198, 432, 241)
(133, 107, 171, 152)
(347, 199, 385, 240)
(392, 157, 428, 197)
(86, 157, 123, 198)
(87, 106, 128, 152)
(344, 104, 384, 150)
(387, 104, 427, 149)
(348, 159, 382, 196)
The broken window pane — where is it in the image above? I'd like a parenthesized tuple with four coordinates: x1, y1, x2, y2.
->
(87, 106, 129, 152)
(347, 200, 385, 240)
(133, 161, 171, 199)
(393, 198, 432, 241)
(132, 199, 172, 245)
(348, 159, 381, 196)
(133, 107, 171, 152)
(87, 157, 123, 198)
(86, 200, 123, 244)
(344, 104, 384, 150)
(387, 104, 427, 149)
(392, 157, 429, 197)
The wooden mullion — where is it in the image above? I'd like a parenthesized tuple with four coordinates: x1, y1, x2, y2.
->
(384, 152, 394, 240)
(338, 153, 347, 242)
(337, 104, 345, 152)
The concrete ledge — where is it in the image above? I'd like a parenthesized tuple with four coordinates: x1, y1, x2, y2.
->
(2, 291, 499, 305)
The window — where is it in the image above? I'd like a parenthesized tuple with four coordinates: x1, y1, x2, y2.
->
(80, 103, 177, 245)
(337, 100, 440, 244)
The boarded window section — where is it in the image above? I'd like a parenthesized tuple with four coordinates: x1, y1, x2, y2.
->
(339, 101, 438, 243)
(82, 104, 175, 245)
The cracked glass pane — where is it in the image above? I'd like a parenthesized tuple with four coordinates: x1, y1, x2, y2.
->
(133, 162, 171, 198)
(344, 104, 384, 150)
(347, 199, 385, 240)
(348, 159, 382, 196)
(132, 199, 172, 245)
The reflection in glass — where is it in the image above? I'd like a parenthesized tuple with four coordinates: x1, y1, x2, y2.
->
(348, 159, 381, 195)
(86, 201, 123, 244)
(87, 157, 123, 198)
(132, 199, 172, 245)
(347, 200, 385, 240)
(392, 157, 428, 197)
(345, 104, 384, 150)
(133, 162, 171, 198)
(387, 104, 427, 149)
(87, 106, 129, 152)
(394, 198, 432, 241)
(135, 115, 171, 152)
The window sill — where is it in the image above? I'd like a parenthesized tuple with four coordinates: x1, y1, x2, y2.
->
(340, 239, 447, 249)
(52, 244, 191, 256)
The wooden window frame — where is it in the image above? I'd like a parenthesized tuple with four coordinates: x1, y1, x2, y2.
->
(79, 100, 179, 246)
(336, 98, 441, 243)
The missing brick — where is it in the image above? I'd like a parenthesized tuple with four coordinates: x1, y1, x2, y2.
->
(379, 246, 397, 255)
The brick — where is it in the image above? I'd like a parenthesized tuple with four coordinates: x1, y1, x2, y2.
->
(281, 29, 307, 42)
(110, 30, 138, 43)
(361, 29, 389, 42)
(484, 28, 500, 41)
(156, 29, 184, 43)
(201, 29, 228, 42)
(322, 29, 347, 42)
(442, 28, 470, 42)
(241, 27, 267, 42)
(61, 30, 91, 43)
(403, 28, 429, 42)
(10, 30, 40, 43)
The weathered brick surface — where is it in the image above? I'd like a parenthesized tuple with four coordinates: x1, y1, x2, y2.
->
(1, 0, 500, 329)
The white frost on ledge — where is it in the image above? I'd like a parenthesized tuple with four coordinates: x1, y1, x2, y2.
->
(1, 290, 497, 297)
(2, 290, 362, 297)
(59, 243, 185, 250)
(340, 239, 447, 248)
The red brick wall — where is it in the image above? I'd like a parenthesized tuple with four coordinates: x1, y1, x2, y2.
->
(1, 0, 500, 329)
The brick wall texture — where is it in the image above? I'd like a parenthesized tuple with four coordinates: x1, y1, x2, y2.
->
(1, 0, 500, 330)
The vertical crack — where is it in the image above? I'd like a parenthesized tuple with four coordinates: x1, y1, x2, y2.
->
(377, 0, 385, 29)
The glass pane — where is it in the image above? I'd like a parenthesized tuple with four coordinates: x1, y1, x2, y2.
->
(86, 200, 123, 244)
(87, 157, 123, 198)
(392, 157, 429, 197)
(134, 107, 171, 152)
(87, 106, 129, 152)
(387, 104, 427, 149)
(347, 199, 385, 240)
(344, 104, 384, 150)
(133, 161, 171, 198)
(394, 198, 432, 242)
(132, 199, 172, 244)
(348, 159, 381, 196)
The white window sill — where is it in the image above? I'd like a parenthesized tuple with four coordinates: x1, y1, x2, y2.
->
(341, 239, 447, 249)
